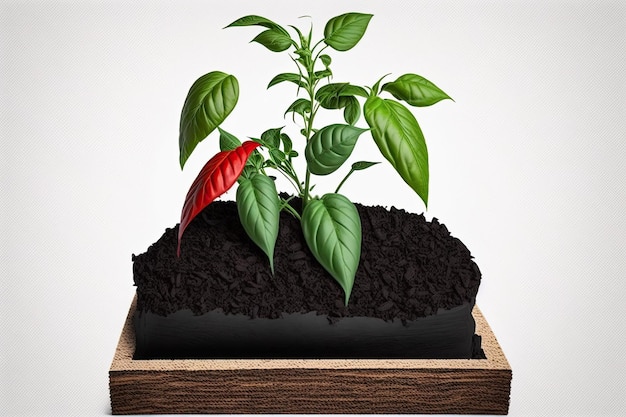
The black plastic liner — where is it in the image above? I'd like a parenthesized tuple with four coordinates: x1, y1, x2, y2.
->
(134, 300, 479, 359)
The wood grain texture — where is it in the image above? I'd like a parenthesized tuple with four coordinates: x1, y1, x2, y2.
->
(110, 296, 511, 414)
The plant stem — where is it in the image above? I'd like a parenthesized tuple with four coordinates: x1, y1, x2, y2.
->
(284, 159, 302, 187)
(334, 169, 355, 194)
(281, 201, 301, 221)
(302, 55, 318, 207)
(277, 164, 303, 194)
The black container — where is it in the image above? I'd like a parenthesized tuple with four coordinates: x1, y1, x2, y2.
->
(134, 300, 478, 359)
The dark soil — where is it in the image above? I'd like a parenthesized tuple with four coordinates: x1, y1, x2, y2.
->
(133, 197, 481, 321)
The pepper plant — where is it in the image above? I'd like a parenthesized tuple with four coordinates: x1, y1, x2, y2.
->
(176, 12, 452, 305)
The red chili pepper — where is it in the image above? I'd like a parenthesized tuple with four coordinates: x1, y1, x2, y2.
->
(177, 140, 261, 256)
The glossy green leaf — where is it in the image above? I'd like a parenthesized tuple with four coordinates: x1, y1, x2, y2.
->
(267, 73, 305, 89)
(323, 12, 373, 51)
(352, 161, 380, 171)
(281, 133, 293, 154)
(302, 193, 361, 305)
(239, 164, 258, 181)
(246, 148, 264, 169)
(294, 48, 312, 66)
(225, 15, 289, 36)
(305, 124, 368, 175)
(236, 174, 280, 273)
(343, 96, 361, 125)
(218, 127, 241, 151)
(289, 24, 308, 48)
(316, 83, 368, 109)
(341, 85, 369, 98)
(320, 54, 332, 67)
(252, 29, 292, 52)
(316, 83, 349, 109)
(284, 98, 311, 118)
(314, 69, 333, 79)
(316, 83, 347, 98)
(179, 71, 239, 168)
(323, 84, 367, 97)
(364, 96, 429, 206)
(263, 159, 277, 169)
(382, 73, 452, 107)
(260, 127, 283, 149)
(269, 148, 286, 164)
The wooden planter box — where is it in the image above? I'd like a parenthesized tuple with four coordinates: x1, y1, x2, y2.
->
(109, 296, 511, 414)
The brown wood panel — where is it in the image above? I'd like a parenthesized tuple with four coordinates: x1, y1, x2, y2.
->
(110, 296, 511, 414)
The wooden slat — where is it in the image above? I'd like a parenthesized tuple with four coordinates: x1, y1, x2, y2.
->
(110, 296, 511, 414)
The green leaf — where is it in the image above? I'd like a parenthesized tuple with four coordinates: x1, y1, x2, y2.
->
(260, 127, 283, 149)
(269, 148, 286, 164)
(294, 48, 312, 66)
(316, 83, 349, 109)
(267, 73, 305, 89)
(252, 29, 292, 52)
(314, 69, 333, 79)
(284, 98, 311, 118)
(236, 174, 281, 273)
(289, 24, 308, 48)
(281, 133, 293, 154)
(225, 15, 289, 36)
(343, 96, 361, 125)
(352, 161, 380, 171)
(246, 149, 264, 170)
(323, 12, 373, 51)
(316, 83, 347, 98)
(302, 193, 361, 305)
(305, 124, 368, 175)
(341, 85, 369, 98)
(218, 127, 241, 151)
(364, 96, 429, 207)
(316, 83, 368, 109)
(382, 73, 452, 107)
(320, 54, 332, 68)
(179, 71, 239, 169)
(238, 164, 258, 181)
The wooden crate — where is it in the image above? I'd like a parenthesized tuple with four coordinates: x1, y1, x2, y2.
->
(109, 296, 511, 414)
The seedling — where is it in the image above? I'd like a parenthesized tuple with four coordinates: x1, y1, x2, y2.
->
(176, 12, 452, 305)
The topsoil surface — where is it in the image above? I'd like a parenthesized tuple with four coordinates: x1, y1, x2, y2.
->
(133, 197, 481, 321)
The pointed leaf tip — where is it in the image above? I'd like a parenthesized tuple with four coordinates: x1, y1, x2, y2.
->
(305, 124, 367, 175)
(236, 174, 280, 273)
(302, 194, 361, 305)
(382, 74, 452, 107)
(179, 71, 239, 168)
(364, 97, 429, 207)
(324, 13, 373, 51)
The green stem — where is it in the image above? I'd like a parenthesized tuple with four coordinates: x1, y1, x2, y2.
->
(275, 166, 301, 194)
(311, 38, 326, 52)
(284, 160, 302, 191)
(302, 58, 319, 207)
(334, 168, 355, 194)
(312, 44, 329, 64)
(281, 201, 301, 221)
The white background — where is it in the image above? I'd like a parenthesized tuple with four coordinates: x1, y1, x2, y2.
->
(1, 1, 625, 416)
